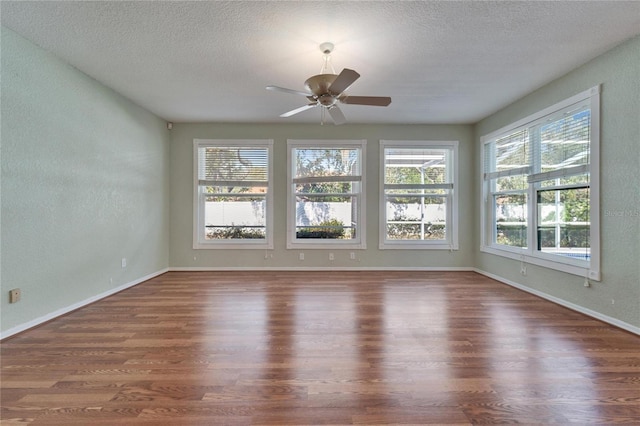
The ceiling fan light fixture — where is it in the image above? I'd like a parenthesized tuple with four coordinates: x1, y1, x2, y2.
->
(318, 94, 337, 107)
(319, 42, 336, 74)
(319, 42, 334, 55)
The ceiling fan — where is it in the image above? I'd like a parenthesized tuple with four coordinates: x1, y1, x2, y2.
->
(266, 42, 391, 125)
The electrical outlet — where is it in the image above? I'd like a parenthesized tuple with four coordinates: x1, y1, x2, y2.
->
(121, 258, 127, 268)
(9, 288, 21, 303)
(299, 252, 304, 261)
(350, 252, 356, 260)
(520, 265, 527, 275)
(329, 253, 334, 261)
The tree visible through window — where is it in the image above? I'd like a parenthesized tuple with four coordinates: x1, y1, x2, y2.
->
(481, 86, 600, 279)
(194, 140, 273, 249)
(288, 140, 365, 248)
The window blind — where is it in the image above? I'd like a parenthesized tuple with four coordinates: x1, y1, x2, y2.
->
(294, 148, 360, 178)
(529, 102, 590, 183)
(484, 129, 529, 178)
(384, 147, 450, 189)
(198, 147, 268, 187)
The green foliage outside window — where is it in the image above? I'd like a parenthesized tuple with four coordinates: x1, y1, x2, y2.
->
(206, 226, 265, 240)
(496, 222, 527, 247)
(296, 219, 346, 239)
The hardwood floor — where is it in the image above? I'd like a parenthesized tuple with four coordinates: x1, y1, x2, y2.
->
(2, 271, 639, 425)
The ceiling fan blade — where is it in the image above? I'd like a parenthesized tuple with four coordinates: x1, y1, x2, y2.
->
(266, 85, 313, 97)
(328, 106, 347, 125)
(280, 103, 317, 118)
(328, 68, 360, 96)
(341, 96, 392, 106)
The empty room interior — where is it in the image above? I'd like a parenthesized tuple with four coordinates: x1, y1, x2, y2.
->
(1, 1, 639, 425)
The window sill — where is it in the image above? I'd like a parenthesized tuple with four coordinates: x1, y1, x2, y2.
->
(194, 241, 273, 250)
(379, 242, 458, 250)
(480, 245, 599, 281)
(287, 241, 366, 250)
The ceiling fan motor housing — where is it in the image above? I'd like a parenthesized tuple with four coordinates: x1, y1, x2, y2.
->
(304, 74, 338, 97)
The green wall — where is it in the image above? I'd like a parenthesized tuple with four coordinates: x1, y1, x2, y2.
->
(475, 35, 640, 330)
(169, 123, 475, 269)
(0, 27, 171, 335)
(2, 26, 638, 336)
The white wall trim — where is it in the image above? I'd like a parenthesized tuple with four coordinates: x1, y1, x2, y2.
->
(1, 268, 170, 340)
(170, 266, 475, 272)
(474, 268, 640, 336)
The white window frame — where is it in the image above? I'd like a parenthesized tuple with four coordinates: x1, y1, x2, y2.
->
(287, 139, 366, 249)
(379, 140, 459, 250)
(481, 86, 600, 280)
(193, 139, 274, 249)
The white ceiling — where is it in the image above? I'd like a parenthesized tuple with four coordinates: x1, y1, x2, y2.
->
(2, 1, 639, 124)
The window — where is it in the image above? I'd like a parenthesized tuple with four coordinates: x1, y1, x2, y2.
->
(287, 140, 366, 249)
(481, 86, 600, 279)
(193, 139, 273, 249)
(380, 140, 458, 249)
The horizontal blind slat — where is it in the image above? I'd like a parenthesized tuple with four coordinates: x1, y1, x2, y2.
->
(384, 183, 453, 190)
(528, 164, 589, 183)
(484, 166, 531, 180)
(293, 175, 362, 184)
(199, 180, 267, 187)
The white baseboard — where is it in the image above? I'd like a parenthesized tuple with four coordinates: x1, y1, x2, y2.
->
(1, 268, 169, 340)
(5, 267, 636, 339)
(170, 266, 476, 272)
(474, 268, 640, 336)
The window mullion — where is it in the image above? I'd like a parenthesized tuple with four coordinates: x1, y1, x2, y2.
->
(528, 124, 540, 255)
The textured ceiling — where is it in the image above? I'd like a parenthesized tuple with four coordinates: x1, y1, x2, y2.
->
(2, 1, 639, 124)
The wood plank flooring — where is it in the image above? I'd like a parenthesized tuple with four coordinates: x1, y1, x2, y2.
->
(2, 271, 639, 425)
